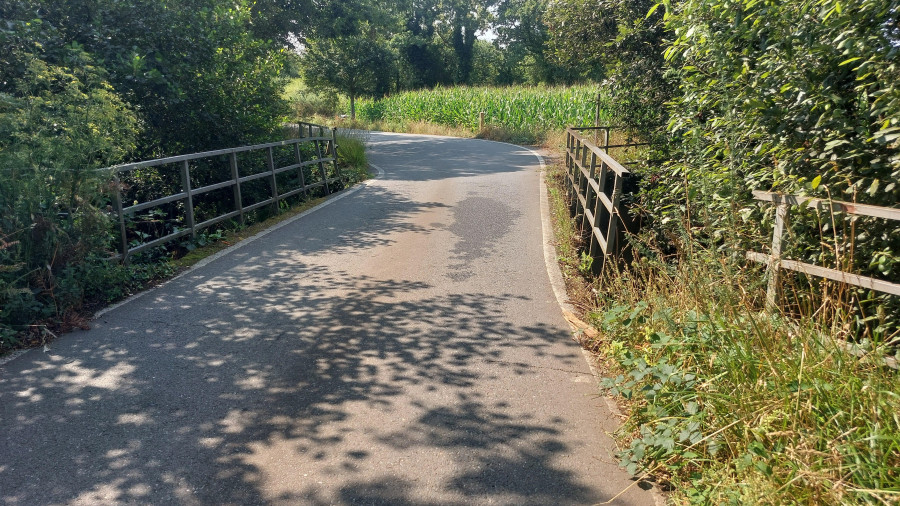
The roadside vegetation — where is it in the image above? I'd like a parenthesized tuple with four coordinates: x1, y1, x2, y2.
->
(290, 84, 608, 145)
(542, 0, 899, 503)
(2, 0, 897, 501)
(288, 0, 899, 502)
(0, 0, 372, 353)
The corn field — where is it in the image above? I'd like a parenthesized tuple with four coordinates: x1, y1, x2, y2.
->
(356, 85, 609, 134)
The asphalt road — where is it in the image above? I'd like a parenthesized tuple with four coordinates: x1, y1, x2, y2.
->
(0, 132, 659, 505)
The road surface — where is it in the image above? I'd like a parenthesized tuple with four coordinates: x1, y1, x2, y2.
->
(0, 132, 658, 505)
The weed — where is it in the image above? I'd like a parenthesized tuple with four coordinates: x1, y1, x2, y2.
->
(544, 144, 900, 504)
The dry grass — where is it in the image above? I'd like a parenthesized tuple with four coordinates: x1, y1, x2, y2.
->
(543, 142, 900, 504)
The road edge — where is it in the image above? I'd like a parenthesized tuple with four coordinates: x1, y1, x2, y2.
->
(529, 149, 615, 388)
(526, 145, 667, 506)
(1, 168, 383, 368)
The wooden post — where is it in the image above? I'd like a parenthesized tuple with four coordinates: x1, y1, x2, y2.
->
(566, 135, 579, 216)
(766, 203, 789, 312)
(607, 172, 625, 257)
(584, 152, 598, 248)
(112, 174, 129, 261)
(267, 147, 279, 212)
(565, 130, 573, 205)
(594, 93, 602, 145)
(230, 152, 244, 225)
(181, 160, 196, 238)
(479, 111, 485, 132)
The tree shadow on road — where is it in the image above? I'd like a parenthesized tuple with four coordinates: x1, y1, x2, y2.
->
(0, 140, 641, 505)
(2, 265, 609, 504)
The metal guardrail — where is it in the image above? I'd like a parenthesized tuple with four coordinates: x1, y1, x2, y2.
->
(564, 126, 638, 269)
(107, 122, 343, 261)
(747, 191, 900, 311)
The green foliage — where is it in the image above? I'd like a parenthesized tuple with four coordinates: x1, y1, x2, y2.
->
(1, 0, 290, 157)
(0, 44, 141, 349)
(495, 0, 573, 84)
(545, 0, 672, 130)
(336, 132, 371, 183)
(590, 247, 900, 503)
(392, 30, 456, 89)
(541, 0, 900, 500)
(632, 0, 900, 337)
(302, 36, 395, 119)
(663, 0, 900, 208)
(284, 78, 341, 118)
(356, 84, 610, 138)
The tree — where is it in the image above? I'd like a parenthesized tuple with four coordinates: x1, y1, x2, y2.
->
(1, 0, 290, 157)
(392, 0, 455, 89)
(545, 0, 671, 128)
(441, 0, 496, 84)
(495, 0, 569, 83)
(302, 36, 395, 119)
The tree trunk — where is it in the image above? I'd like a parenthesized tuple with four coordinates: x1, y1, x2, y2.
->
(350, 94, 356, 120)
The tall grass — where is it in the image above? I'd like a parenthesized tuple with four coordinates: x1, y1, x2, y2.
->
(545, 160, 900, 504)
(356, 85, 610, 142)
(335, 129, 370, 182)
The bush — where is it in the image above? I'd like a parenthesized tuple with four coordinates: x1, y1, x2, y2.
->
(290, 88, 341, 118)
(590, 241, 900, 504)
(633, 0, 900, 339)
(0, 46, 139, 350)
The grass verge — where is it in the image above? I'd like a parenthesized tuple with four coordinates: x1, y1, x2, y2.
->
(544, 152, 900, 504)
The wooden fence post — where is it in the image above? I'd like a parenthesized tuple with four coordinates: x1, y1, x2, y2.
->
(594, 93, 602, 145)
(314, 137, 330, 195)
(331, 127, 341, 180)
(479, 111, 485, 132)
(607, 173, 624, 257)
(766, 202, 789, 312)
(585, 152, 598, 257)
(294, 142, 307, 198)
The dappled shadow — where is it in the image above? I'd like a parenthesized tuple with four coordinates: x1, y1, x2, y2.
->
(0, 132, 647, 505)
(0, 262, 611, 504)
(281, 184, 449, 256)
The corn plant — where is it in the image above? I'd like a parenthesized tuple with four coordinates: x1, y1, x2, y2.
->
(356, 85, 611, 135)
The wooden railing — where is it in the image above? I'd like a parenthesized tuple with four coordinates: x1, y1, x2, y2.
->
(747, 191, 900, 311)
(107, 123, 343, 261)
(564, 127, 640, 270)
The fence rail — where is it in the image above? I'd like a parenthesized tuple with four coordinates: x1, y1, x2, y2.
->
(107, 122, 343, 261)
(747, 191, 900, 310)
(564, 127, 637, 270)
